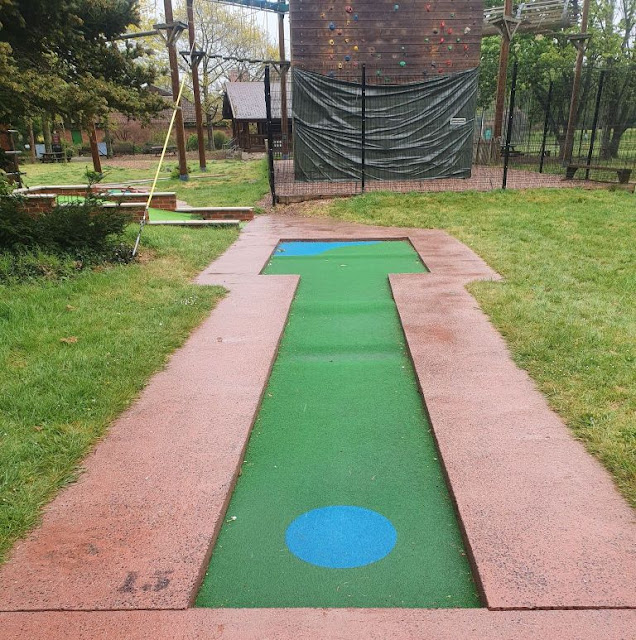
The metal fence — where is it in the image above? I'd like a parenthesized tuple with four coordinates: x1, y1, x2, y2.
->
(263, 61, 635, 204)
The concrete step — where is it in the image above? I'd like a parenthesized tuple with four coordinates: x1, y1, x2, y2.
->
(147, 219, 240, 227)
(176, 206, 254, 221)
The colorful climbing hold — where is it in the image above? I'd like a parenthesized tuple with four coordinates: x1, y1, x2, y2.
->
(353, 45, 359, 51)
(456, 37, 461, 42)
(426, 3, 431, 10)
(448, 28, 453, 35)
(329, 22, 335, 30)
(432, 27, 439, 34)
(440, 37, 445, 43)
(440, 21, 445, 28)
(464, 26, 471, 34)
(399, 60, 406, 67)
(345, 5, 353, 13)
(450, 12, 455, 17)
(376, 69, 382, 76)
(345, 38, 349, 43)
(446, 59, 452, 66)
(329, 39, 334, 45)
(338, 62, 343, 68)
(337, 29, 343, 35)
(344, 55, 351, 61)
(353, 14, 358, 20)
(447, 45, 453, 51)
(393, 4, 399, 10)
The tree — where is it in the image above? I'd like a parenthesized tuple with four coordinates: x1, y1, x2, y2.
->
(479, 0, 636, 160)
(588, 0, 636, 159)
(0, 0, 164, 168)
(137, 0, 277, 148)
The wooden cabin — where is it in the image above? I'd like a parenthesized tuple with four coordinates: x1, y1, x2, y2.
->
(222, 82, 293, 152)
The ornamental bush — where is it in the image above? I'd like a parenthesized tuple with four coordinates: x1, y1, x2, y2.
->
(0, 179, 133, 281)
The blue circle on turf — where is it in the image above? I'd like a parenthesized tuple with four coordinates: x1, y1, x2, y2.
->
(285, 506, 397, 569)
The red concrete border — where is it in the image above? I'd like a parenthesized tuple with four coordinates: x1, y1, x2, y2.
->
(391, 273, 636, 609)
(2, 609, 636, 640)
(0, 215, 634, 636)
(0, 264, 299, 610)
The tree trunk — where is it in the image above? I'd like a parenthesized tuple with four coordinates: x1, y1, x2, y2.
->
(42, 117, 52, 153)
(599, 125, 612, 160)
(202, 82, 214, 150)
(556, 132, 567, 161)
(28, 120, 36, 163)
(88, 124, 102, 174)
(609, 125, 629, 159)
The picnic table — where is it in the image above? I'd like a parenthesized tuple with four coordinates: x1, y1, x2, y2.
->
(40, 151, 65, 163)
(150, 145, 177, 157)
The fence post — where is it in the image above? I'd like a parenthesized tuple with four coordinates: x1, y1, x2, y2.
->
(264, 65, 277, 206)
(361, 64, 366, 193)
(585, 69, 605, 180)
(502, 60, 518, 190)
(539, 80, 553, 173)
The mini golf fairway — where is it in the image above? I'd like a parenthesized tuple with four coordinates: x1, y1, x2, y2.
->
(55, 196, 200, 221)
(196, 240, 480, 608)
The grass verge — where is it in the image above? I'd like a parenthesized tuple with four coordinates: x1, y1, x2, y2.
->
(0, 224, 238, 562)
(311, 188, 636, 507)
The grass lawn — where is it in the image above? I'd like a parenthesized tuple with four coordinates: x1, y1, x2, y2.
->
(0, 222, 240, 563)
(306, 188, 636, 507)
(20, 157, 270, 208)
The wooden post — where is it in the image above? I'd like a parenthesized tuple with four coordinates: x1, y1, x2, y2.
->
(563, 0, 591, 163)
(494, 0, 513, 143)
(164, 0, 189, 180)
(187, 0, 206, 171)
(88, 123, 103, 174)
(278, 12, 289, 157)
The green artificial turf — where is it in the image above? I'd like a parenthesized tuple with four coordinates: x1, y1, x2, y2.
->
(196, 241, 480, 609)
(147, 207, 202, 222)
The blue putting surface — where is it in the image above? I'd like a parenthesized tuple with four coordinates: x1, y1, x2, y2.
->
(275, 241, 381, 257)
(285, 505, 397, 569)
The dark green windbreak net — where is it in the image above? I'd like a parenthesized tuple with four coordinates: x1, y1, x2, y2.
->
(292, 67, 478, 182)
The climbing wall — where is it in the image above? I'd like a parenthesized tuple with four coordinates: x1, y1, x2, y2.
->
(290, 0, 483, 83)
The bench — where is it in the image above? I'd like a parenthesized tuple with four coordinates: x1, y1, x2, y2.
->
(40, 152, 65, 163)
(150, 145, 177, 157)
(501, 145, 524, 158)
(566, 164, 632, 184)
